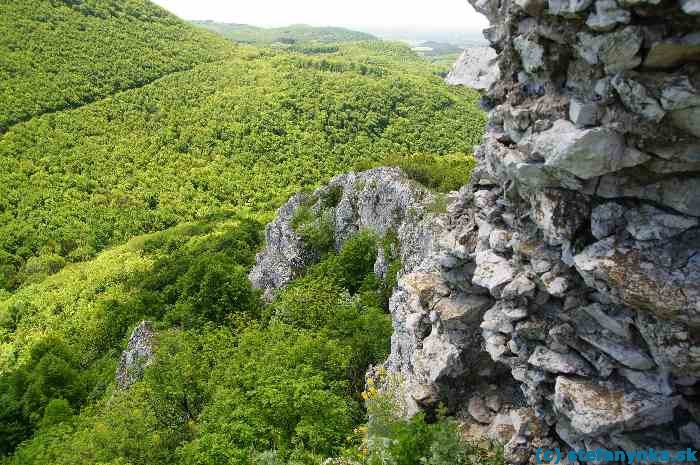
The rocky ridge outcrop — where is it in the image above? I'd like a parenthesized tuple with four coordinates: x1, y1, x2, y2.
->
(116, 321, 155, 389)
(251, 167, 509, 416)
(446, 46, 500, 91)
(251, 0, 700, 459)
(250, 168, 438, 297)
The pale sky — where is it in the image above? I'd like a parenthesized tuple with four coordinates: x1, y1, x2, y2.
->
(151, 0, 488, 32)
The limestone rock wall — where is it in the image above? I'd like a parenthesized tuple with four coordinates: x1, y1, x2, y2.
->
(458, 0, 700, 459)
(116, 321, 155, 390)
(446, 46, 500, 90)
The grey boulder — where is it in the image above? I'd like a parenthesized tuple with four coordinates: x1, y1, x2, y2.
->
(530, 120, 645, 179)
(611, 75, 665, 122)
(575, 233, 700, 326)
(554, 376, 680, 435)
(549, 0, 594, 16)
(473, 250, 515, 295)
(624, 204, 699, 241)
(528, 346, 594, 376)
(586, 0, 630, 32)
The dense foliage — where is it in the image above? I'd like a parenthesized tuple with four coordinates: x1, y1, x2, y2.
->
(192, 21, 377, 45)
(0, 1, 492, 463)
(0, 223, 394, 464)
(0, 214, 263, 451)
(0, 0, 235, 132)
(0, 40, 485, 291)
(356, 376, 506, 465)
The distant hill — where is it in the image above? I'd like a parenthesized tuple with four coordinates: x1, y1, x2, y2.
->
(0, 36, 485, 293)
(0, 0, 234, 132)
(409, 41, 464, 75)
(414, 41, 463, 56)
(363, 27, 488, 47)
(192, 21, 377, 44)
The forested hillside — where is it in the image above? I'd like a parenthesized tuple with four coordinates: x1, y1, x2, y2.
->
(1, 216, 497, 464)
(0, 1, 490, 464)
(0, 0, 235, 132)
(0, 41, 485, 292)
(192, 21, 376, 44)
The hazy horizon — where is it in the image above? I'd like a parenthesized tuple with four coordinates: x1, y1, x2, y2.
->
(152, 0, 489, 34)
(190, 20, 490, 45)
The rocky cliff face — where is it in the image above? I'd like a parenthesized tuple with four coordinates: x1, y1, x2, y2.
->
(250, 168, 508, 417)
(459, 0, 700, 458)
(446, 46, 500, 90)
(251, 1, 700, 460)
(116, 321, 155, 389)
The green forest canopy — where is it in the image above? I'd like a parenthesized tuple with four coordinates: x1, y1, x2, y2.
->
(0, 0, 492, 464)
(0, 0, 235, 132)
(0, 40, 485, 291)
(0, 220, 498, 465)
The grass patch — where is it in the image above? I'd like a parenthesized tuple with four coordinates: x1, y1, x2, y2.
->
(291, 206, 337, 256)
(320, 185, 344, 209)
(428, 194, 448, 214)
(355, 153, 477, 193)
